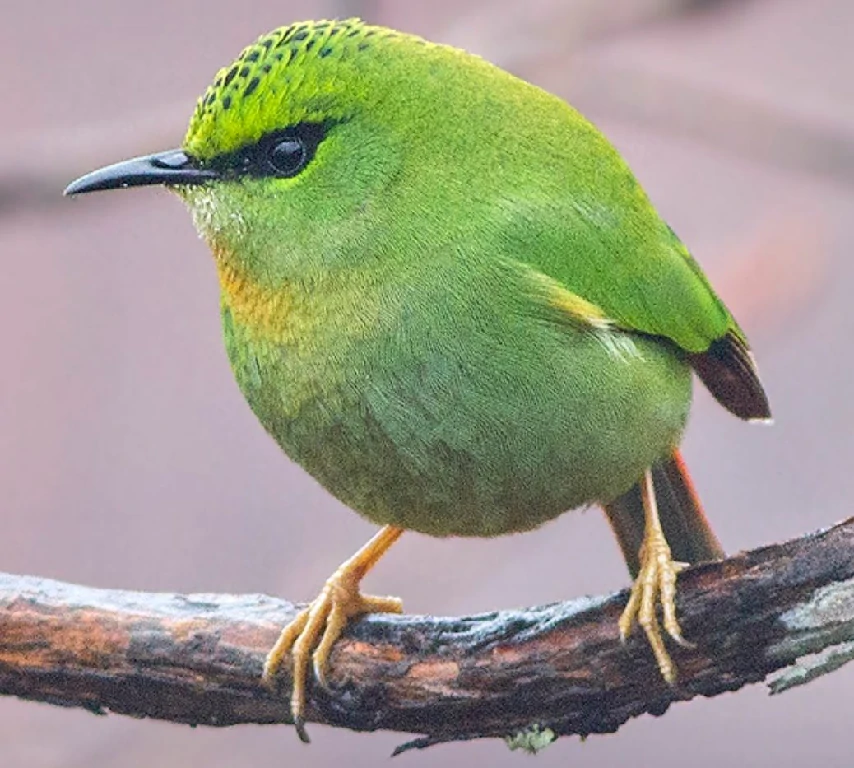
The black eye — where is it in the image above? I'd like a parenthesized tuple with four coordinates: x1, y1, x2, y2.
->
(206, 121, 328, 179)
(267, 137, 308, 177)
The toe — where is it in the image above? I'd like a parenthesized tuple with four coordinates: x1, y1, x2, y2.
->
(361, 595, 404, 614)
(263, 606, 310, 684)
(619, 582, 642, 641)
(313, 600, 348, 686)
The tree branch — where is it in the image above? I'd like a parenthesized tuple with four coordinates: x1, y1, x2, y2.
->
(2, 518, 854, 753)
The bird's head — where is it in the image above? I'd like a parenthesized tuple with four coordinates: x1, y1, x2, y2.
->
(65, 19, 517, 283)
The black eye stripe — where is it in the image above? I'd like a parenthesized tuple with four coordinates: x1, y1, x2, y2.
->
(197, 121, 329, 179)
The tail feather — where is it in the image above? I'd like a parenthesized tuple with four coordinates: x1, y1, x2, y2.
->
(603, 450, 724, 578)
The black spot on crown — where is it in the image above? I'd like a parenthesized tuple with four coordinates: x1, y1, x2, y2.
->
(223, 65, 238, 86)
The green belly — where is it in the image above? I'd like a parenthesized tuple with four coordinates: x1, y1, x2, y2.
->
(223, 288, 692, 538)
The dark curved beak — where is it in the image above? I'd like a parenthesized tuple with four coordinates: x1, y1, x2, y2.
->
(64, 150, 218, 195)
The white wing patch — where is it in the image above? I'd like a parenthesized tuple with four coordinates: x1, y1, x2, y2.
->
(594, 328, 643, 363)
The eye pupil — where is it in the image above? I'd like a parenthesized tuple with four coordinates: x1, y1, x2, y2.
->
(268, 138, 307, 177)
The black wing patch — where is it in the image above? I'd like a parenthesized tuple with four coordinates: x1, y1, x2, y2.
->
(688, 331, 771, 421)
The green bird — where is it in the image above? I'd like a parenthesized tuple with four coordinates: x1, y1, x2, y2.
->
(66, 18, 770, 740)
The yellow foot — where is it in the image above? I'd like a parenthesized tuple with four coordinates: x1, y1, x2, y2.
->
(618, 470, 693, 683)
(262, 525, 404, 742)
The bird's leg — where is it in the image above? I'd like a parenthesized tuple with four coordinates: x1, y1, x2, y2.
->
(618, 469, 692, 683)
(263, 524, 404, 741)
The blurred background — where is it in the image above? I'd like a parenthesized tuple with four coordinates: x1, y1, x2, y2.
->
(1, 0, 853, 765)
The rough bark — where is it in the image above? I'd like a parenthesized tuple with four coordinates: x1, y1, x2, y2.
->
(2, 518, 854, 753)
